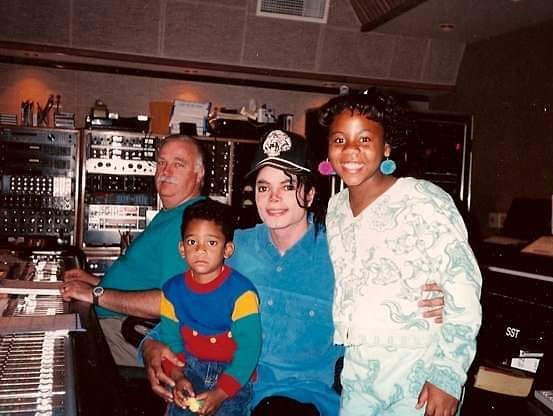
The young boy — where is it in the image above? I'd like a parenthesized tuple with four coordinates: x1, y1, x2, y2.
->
(319, 90, 482, 416)
(159, 198, 261, 415)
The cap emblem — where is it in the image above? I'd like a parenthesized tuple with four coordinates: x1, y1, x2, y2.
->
(262, 130, 291, 157)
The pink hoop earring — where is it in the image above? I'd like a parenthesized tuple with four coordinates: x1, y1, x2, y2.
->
(318, 159, 335, 176)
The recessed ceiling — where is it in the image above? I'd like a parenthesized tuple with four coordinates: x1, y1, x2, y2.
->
(353, 0, 553, 43)
(349, 0, 429, 31)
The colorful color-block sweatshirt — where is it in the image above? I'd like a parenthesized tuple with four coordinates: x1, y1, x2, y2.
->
(159, 265, 261, 397)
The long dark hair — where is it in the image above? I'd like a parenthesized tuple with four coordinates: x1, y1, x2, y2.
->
(282, 168, 326, 234)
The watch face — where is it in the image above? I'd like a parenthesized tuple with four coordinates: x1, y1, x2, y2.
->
(93, 286, 104, 296)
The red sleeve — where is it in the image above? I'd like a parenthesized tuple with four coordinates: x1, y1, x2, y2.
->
(217, 373, 242, 397)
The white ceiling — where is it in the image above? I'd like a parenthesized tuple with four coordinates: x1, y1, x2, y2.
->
(372, 0, 553, 44)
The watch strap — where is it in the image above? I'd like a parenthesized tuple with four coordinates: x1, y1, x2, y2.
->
(92, 286, 104, 306)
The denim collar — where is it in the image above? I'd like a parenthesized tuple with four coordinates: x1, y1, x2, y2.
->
(255, 219, 318, 261)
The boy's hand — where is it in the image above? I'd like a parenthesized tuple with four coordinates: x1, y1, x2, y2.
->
(173, 377, 195, 409)
(416, 382, 458, 416)
(195, 387, 228, 415)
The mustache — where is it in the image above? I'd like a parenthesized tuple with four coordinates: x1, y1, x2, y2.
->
(157, 175, 178, 184)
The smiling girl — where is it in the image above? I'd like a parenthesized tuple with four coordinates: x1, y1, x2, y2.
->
(320, 91, 482, 416)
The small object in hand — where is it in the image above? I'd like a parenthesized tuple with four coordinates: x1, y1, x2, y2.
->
(184, 397, 204, 412)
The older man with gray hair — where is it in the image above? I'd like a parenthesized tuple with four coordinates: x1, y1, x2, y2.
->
(61, 135, 205, 366)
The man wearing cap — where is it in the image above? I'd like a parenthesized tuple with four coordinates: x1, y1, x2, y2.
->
(141, 129, 445, 415)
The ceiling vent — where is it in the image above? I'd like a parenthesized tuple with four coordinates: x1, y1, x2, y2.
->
(256, 0, 329, 23)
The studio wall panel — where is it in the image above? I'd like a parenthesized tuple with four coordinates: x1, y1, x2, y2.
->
(326, 0, 360, 27)
(422, 38, 464, 85)
(389, 36, 426, 81)
(0, 0, 71, 45)
(319, 28, 394, 78)
(72, 0, 161, 54)
(204, 0, 248, 8)
(164, 1, 245, 63)
(242, 15, 320, 70)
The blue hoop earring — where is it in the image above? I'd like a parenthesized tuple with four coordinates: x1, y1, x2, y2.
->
(379, 157, 396, 175)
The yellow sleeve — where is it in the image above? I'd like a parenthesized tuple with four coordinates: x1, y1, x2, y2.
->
(231, 290, 260, 321)
(160, 292, 178, 322)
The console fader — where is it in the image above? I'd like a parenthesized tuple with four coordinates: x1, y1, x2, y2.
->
(0, 127, 80, 245)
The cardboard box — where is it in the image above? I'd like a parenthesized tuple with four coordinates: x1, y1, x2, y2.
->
(149, 101, 172, 135)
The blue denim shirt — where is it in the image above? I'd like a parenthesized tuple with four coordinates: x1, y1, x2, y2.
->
(140, 221, 342, 415)
(228, 222, 342, 415)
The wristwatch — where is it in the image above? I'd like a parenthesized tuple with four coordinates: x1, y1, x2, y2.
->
(92, 286, 105, 305)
